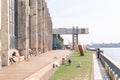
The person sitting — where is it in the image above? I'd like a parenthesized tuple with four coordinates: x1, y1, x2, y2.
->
(29, 49, 33, 56)
(9, 52, 17, 64)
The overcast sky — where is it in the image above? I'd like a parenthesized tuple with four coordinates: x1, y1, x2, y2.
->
(46, 0, 120, 45)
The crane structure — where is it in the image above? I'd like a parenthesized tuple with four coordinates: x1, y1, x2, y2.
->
(53, 27, 89, 49)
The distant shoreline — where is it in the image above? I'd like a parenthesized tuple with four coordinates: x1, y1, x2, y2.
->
(87, 43, 120, 48)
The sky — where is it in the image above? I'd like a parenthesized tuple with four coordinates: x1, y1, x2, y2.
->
(46, 0, 120, 45)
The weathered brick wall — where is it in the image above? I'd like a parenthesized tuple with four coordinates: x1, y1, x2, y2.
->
(29, 0, 52, 53)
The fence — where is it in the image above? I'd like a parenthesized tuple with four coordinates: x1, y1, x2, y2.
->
(100, 53, 120, 80)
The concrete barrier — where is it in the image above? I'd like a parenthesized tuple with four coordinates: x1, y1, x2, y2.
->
(100, 53, 120, 80)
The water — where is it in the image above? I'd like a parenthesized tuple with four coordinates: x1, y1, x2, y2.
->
(101, 48, 120, 65)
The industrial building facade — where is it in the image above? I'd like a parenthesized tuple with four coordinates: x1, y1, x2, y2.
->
(0, 0, 52, 66)
(53, 34, 64, 50)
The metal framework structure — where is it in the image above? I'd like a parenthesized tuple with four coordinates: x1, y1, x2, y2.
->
(53, 27, 89, 49)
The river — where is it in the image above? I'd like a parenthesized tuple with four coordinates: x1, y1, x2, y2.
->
(101, 48, 120, 65)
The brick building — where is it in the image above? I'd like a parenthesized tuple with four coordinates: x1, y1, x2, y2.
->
(0, 0, 52, 66)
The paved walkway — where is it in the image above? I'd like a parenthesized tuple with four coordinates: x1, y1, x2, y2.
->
(0, 50, 111, 80)
(93, 54, 110, 80)
(0, 50, 71, 80)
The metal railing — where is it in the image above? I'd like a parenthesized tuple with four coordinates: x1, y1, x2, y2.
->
(100, 53, 120, 80)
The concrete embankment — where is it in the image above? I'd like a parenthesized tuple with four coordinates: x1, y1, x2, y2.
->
(0, 50, 72, 80)
(93, 54, 110, 80)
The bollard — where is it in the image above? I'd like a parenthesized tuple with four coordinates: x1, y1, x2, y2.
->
(77, 61, 81, 67)
(53, 64, 55, 68)
(62, 58, 65, 65)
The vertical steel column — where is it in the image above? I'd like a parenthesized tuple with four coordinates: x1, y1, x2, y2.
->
(76, 27, 78, 45)
(72, 27, 79, 50)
